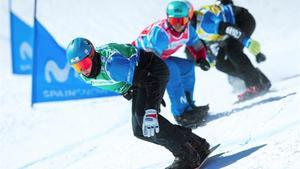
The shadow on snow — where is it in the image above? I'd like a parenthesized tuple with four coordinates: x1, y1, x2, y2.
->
(203, 144, 267, 169)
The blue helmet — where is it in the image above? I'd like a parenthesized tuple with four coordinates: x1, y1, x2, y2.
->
(166, 1, 189, 18)
(66, 37, 94, 64)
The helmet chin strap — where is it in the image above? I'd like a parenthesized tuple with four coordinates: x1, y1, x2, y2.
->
(86, 52, 101, 78)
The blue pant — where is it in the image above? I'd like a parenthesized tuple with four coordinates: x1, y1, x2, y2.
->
(165, 57, 195, 117)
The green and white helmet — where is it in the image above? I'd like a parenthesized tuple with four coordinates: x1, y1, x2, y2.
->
(166, 0, 189, 18)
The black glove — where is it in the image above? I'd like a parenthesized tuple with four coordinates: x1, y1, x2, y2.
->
(197, 59, 210, 71)
(256, 53, 266, 63)
(122, 87, 136, 100)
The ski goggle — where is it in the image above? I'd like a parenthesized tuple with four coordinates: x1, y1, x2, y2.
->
(168, 17, 189, 26)
(72, 56, 92, 73)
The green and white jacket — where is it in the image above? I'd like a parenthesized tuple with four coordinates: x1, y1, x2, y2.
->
(80, 43, 138, 94)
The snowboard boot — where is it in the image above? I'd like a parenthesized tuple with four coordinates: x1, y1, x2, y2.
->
(189, 134, 210, 162)
(176, 92, 210, 128)
(185, 91, 210, 113)
(192, 105, 209, 126)
(238, 68, 272, 102)
(175, 111, 199, 129)
(185, 91, 209, 114)
(193, 104, 209, 114)
(175, 106, 209, 129)
(238, 85, 268, 101)
(165, 142, 201, 169)
(255, 68, 271, 92)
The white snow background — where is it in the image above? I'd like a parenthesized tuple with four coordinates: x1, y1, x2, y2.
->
(1, 0, 300, 169)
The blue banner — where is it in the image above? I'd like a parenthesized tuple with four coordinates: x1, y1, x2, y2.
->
(31, 19, 118, 104)
(10, 12, 33, 74)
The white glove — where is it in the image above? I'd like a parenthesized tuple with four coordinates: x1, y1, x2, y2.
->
(142, 109, 159, 137)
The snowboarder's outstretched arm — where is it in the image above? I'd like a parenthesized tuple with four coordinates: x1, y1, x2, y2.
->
(199, 4, 264, 59)
(218, 22, 261, 56)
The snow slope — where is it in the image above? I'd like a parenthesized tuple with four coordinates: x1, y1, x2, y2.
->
(1, 0, 300, 169)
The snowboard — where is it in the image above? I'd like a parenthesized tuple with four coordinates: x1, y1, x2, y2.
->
(234, 89, 277, 104)
(195, 143, 221, 169)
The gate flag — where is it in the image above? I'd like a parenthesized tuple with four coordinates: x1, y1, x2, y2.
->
(10, 11, 33, 74)
(31, 19, 117, 104)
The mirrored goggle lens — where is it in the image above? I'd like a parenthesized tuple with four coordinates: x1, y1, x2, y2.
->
(72, 56, 92, 73)
(168, 17, 189, 26)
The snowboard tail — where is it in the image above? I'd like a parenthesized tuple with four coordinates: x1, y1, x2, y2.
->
(195, 144, 221, 169)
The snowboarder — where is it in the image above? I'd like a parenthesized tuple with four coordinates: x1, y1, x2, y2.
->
(133, 0, 210, 128)
(185, 0, 271, 101)
(66, 37, 210, 169)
